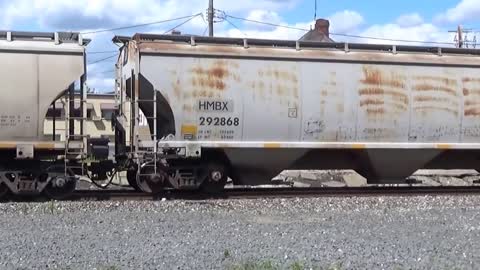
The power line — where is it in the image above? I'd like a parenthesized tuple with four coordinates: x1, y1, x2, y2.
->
(224, 17, 247, 37)
(201, 13, 209, 36)
(88, 54, 118, 65)
(87, 50, 118, 54)
(97, 69, 115, 74)
(329, 32, 455, 45)
(202, 25, 209, 36)
(226, 14, 309, 32)
(163, 13, 202, 34)
(226, 14, 456, 46)
(81, 14, 201, 35)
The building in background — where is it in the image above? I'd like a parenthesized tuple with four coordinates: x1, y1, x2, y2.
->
(44, 93, 150, 142)
(299, 19, 334, 42)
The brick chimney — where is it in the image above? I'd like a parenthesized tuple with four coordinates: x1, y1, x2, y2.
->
(314, 19, 330, 38)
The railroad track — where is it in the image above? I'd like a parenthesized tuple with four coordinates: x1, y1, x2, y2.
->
(68, 186, 480, 201)
(4, 186, 480, 202)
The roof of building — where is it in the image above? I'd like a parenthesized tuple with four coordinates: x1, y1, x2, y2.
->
(299, 19, 334, 43)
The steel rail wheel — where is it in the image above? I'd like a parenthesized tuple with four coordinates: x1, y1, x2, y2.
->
(200, 162, 228, 194)
(43, 165, 76, 200)
(136, 162, 168, 194)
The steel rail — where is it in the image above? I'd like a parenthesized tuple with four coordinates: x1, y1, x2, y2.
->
(61, 186, 480, 201)
(4, 186, 480, 203)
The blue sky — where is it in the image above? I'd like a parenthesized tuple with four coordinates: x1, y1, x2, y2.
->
(287, 0, 462, 25)
(1, 0, 478, 92)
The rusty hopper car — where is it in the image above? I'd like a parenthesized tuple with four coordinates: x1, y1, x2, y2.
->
(114, 34, 480, 193)
(0, 31, 90, 198)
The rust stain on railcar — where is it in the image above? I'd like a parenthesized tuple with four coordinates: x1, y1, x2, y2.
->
(414, 84, 458, 96)
(361, 66, 406, 88)
(250, 64, 299, 104)
(360, 99, 384, 106)
(414, 106, 459, 116)
(177, 59, 241, 114)
(414, 96, 459, 107)
(465, 100, 480, 106)
(362, 127, 399, 138)
(358, 88, 409, 106)
(190, 60, 238, 92)
(183, 104, 193, 112)
(359, 66, 409, 118)
(463, 88, 480, 96)
(183, 59, 242, 114)
(463, 78, 480, 83)
(172, 78, 181, 98)
(463, 77, 480, 117)
(415, 76, 458, 86)
(464, 108, 480, 117)
(360, 99, 408, 111)
(412, 75, 460, 117)
(336, 103, 344, 113)
(358, 66, 409, 140)
(317, 72, 342, 116)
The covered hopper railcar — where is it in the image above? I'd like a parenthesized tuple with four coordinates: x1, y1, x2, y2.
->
(0, 31, 95, 199)
(113, 34, 480, 193)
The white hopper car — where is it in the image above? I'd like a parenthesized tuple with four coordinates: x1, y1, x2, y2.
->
(113, 34, 480, 193)
(0, 31, 94, 198)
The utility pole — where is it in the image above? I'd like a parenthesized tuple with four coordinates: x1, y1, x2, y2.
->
(457, 25, 463, 48)
(450, 25, 477, 48)
(208, 0, 214, 37)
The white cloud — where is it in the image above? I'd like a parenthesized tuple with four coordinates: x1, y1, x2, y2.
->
(223, 21, 311, 40)
(87, 77, 115, 93)
(0, 0, 298, 31)
(327, 10, 364, 34)
(244, 10, 283, 30)
(222, 9, 365, 42)
(435, 0, 480, 23)
(396, 13, 424, 27)
(359, 23, 454, 46)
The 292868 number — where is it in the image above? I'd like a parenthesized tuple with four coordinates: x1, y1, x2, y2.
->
(200, 117, 240, 126)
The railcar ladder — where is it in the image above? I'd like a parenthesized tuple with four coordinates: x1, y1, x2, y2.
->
(63, 88, 88, 177)
(134, 89, 159, 180)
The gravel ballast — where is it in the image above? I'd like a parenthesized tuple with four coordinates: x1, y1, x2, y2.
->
(0, 196, 479, 269)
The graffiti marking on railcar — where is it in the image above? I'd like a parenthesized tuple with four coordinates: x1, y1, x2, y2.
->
(304, 119, 325, 135)
(463, 126, 480, 138)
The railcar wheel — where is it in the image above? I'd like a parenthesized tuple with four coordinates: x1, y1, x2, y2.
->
(136, 162, 168, 194)
(0, 167, 10, 198)
(43, 166, 76, 200)
(127, 168, 141, 191)
(200, 163, 228, 194)
(0, 183, 9, 198)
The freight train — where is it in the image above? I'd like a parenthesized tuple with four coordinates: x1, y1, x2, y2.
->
(1, 31, 480, 198)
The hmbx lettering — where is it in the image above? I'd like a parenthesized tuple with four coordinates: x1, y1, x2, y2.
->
(197, 100, 233, 112)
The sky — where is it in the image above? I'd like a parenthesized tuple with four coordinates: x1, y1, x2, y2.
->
(1, 0, 479, 92)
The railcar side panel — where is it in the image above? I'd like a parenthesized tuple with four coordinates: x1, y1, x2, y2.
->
(115, 36, 480, 185)
(0, 48, 84, 142)
(139, 54, 480, 145)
